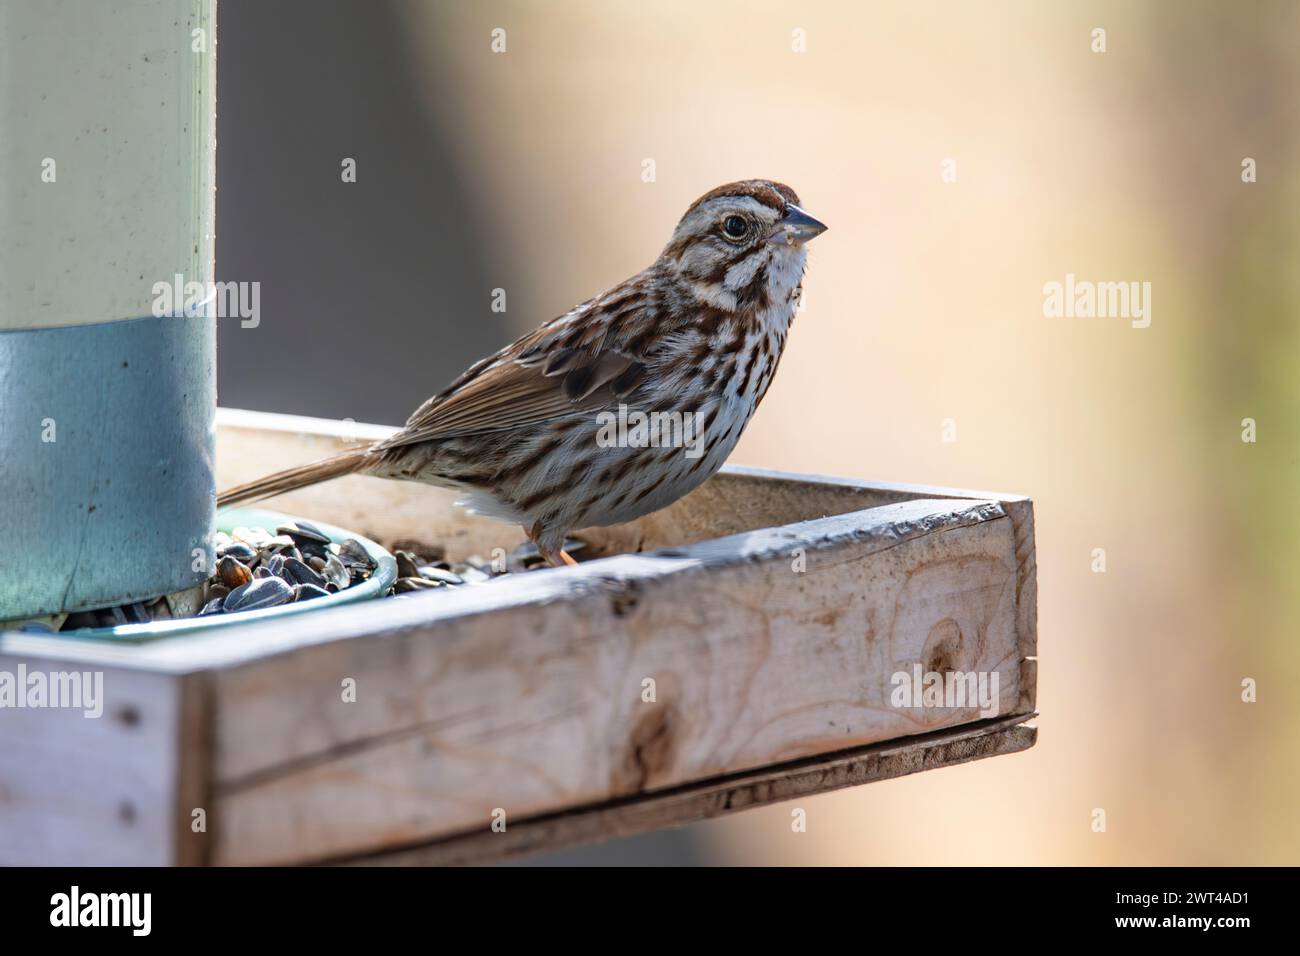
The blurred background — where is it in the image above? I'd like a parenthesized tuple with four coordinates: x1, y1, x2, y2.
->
(215, 0, 1300, 864)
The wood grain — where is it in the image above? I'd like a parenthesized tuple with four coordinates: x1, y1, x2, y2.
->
(205, 497, 1024, 865)
(0, 654, 190, 865)
(337, 715, 1037, 866)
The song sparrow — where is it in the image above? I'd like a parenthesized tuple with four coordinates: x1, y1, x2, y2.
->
(218, 180, 827, 565)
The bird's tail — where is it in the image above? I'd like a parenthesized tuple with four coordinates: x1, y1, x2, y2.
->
(217, 449, 373, 510)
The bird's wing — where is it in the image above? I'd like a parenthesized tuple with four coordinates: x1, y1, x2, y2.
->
(372, 287, 663, 452)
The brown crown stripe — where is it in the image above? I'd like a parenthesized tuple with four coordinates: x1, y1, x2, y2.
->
(685, 179, 800, 215)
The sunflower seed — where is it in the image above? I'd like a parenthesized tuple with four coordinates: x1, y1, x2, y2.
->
(394, 576, 442, 592)
(123, 602, 152, 624)
(232, 526, 273, 549)
(419, 566, 464, 586)
(217, 555, 252, 589)
(294, 520, 330, 542)
(395, 550, 422, 579)
(283, 556, 326, 588)
(322, 554, 350, 590)
(224, 576, 294, 612)
(278, 522, 331, 558)
(99, 606, 130, 628)
(218, 541, 256, 563)
(62, 610, 101, 630)
(338, 538, 374, 569)
(263, 542, 302, 564)
(292, 583, 330, 602)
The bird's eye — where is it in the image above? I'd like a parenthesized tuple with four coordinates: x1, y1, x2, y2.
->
(722, 215, 749, 240)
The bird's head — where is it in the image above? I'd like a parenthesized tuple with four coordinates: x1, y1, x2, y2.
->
(660, 180, 827, 314)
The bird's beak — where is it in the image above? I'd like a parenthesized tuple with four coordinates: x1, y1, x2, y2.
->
(769, 204, 828, 247)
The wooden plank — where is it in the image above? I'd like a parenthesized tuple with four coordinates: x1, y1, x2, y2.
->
(338, 715, 1038, 866)
(213, 407, 1035, 555)
(204, 497, 1023, 865)
(0, 654, 194, 865)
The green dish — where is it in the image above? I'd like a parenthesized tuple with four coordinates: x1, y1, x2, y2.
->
(54, 508, 398, 643)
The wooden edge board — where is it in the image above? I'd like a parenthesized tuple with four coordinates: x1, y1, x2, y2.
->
(333, 713, 1037, 867)
(213, 407, 1032, 504)
(0, 497, 1008, 673)
(214, 406, 399, 443)
(718, 463, 1031, 505)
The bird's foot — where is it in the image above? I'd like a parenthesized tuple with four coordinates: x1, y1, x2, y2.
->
(525, 523, 580, 567)
(537, 545, 579, 567)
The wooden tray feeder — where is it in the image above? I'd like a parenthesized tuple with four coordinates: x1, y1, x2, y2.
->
(0, 409, 1038, 865)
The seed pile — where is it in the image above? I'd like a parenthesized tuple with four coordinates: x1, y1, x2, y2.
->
(388, 537, 588, 593)
(60, 598, 183, 630)
(50, 523, 590, 632)
(195, 522, 378, 616)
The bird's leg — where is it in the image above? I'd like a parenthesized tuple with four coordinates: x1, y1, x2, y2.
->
(525, 523, 579, 567)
